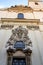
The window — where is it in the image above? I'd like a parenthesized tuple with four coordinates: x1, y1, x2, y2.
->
(18, 13, 24, 19)
(35, 2, 38, 5)
(14, 41, 25, 49)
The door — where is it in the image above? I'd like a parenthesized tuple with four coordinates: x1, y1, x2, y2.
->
(12, 58, 26, 65)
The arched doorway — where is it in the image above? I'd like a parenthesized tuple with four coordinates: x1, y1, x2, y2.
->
(12, 51, 26, 65)
(12, 50, 26, 65)
(12, 58, 26, 65)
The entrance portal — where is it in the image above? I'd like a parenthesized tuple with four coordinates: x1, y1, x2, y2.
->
(6, 26, 32, 65)
(12, 58, 26, 65)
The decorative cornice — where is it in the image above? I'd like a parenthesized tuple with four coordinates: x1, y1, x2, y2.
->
(6, 26, 32, 48)
(1, 18, 40, 24)
(0, 5, 43, 12)
(6, 6, 33, 13)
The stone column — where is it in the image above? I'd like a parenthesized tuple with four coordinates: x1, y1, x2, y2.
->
(26, 53, 32, 65)
(7, 52, 13, 65)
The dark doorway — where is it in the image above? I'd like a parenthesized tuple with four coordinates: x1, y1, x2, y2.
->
(12, 58, 26, 65)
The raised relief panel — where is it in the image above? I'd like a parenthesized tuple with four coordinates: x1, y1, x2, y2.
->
(27, 25, 39, 30)
(1, 24, 14, 29)
(6, 26, 32, 65)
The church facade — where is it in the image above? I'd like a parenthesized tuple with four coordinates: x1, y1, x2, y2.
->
(0, 1, 43, 65)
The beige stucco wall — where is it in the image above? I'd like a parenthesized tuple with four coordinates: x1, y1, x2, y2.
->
(29, 2, 43, 10)
(0, 11, 43, 22)
(0, 30, 12, 65)
(0, 11, 18, 18)
(29, 30, 43, 65)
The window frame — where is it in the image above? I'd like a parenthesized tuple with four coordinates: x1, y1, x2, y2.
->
(17, 13, 24, 19)
(14, 41, 25, 49)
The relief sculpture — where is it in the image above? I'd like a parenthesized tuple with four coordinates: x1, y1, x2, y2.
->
(6, 26, 32, 65)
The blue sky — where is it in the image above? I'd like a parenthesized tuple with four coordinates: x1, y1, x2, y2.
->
(0, 0, 28, 8)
